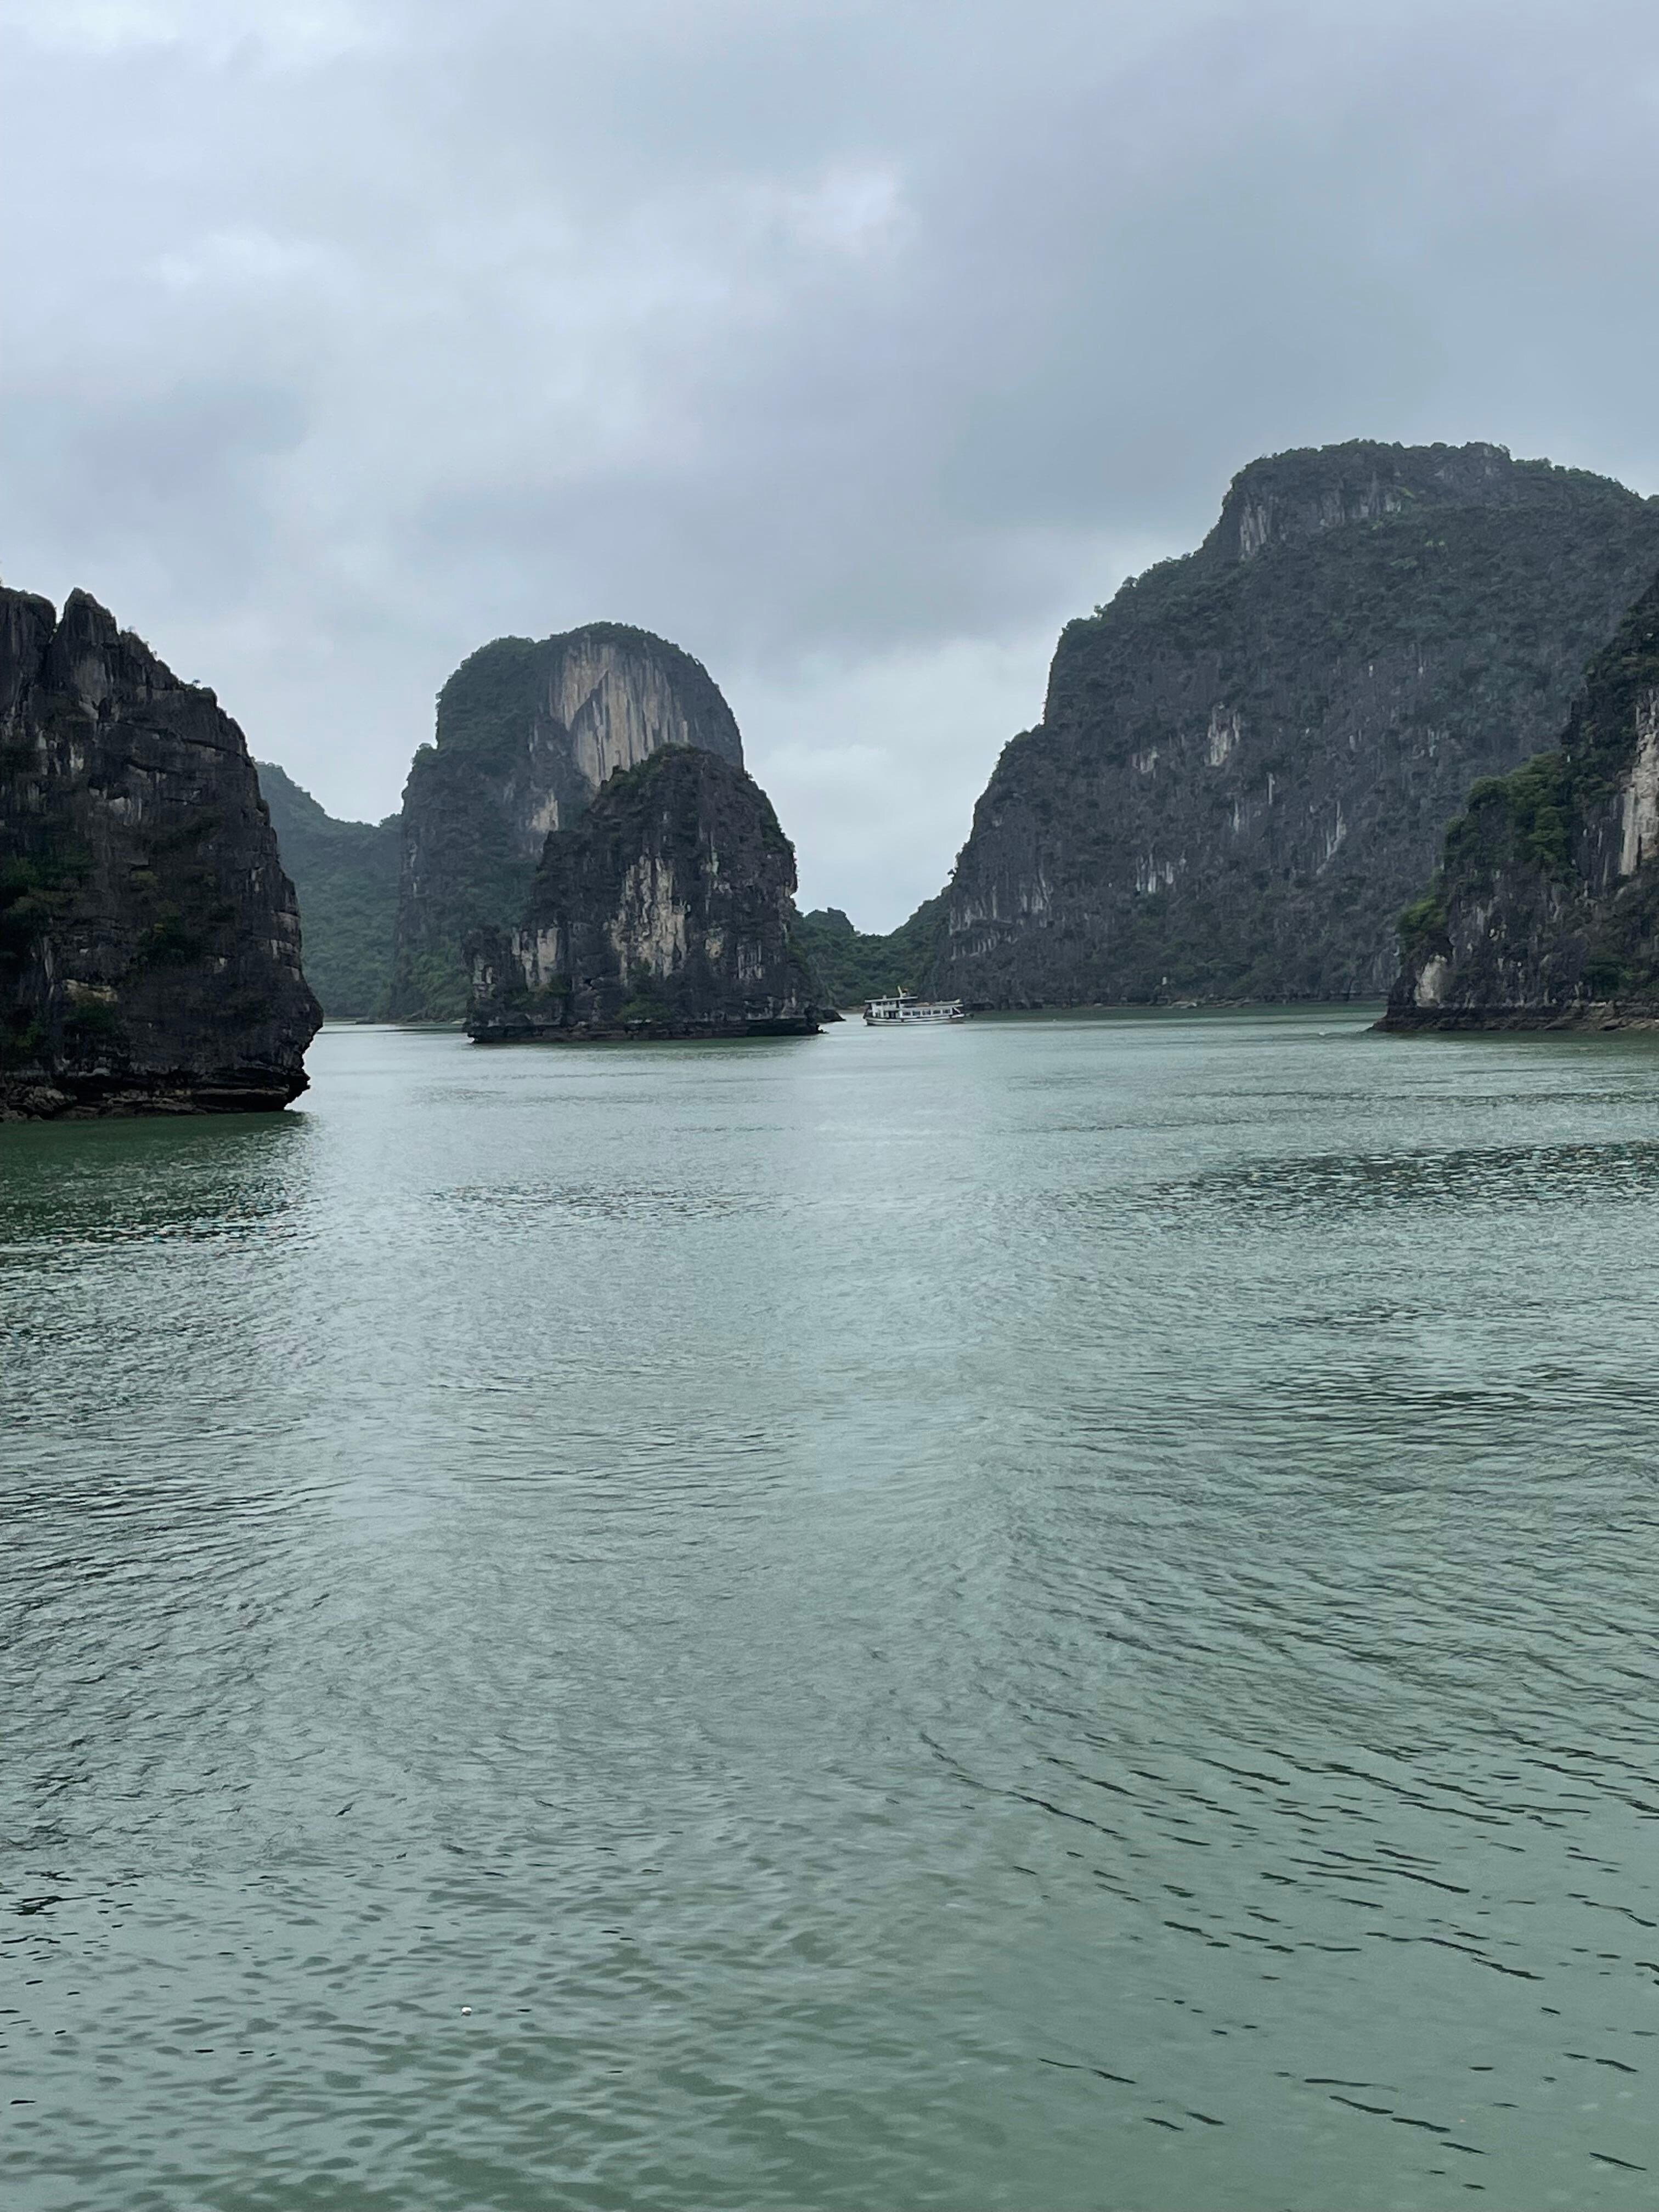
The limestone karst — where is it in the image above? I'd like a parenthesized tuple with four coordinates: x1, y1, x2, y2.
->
(389, 623, 746, 1019)
(467, 746, 823, 1041)
(1383, 567, 1659, 1028)
(255, 762, 399, 1022)
(925, 442, 1659, 1005)
(0, 587, 320, 1117)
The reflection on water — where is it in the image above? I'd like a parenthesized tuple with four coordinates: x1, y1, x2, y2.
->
(5, 1012, 1659, 2209)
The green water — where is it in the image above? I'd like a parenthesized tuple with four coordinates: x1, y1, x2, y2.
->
(5, 1010, 1659, 2210)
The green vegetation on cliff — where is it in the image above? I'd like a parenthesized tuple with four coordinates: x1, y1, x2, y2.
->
(1445, 754, 1577, 883)
(791, 901, 947, 1005)
(258, 628, 938, 1025)
(388, 625, 746, 1020)
(938, 442, 1659, 1007)
(256, 764, 400, 1019)
(468, 747, 819, 1040)
(1384, 567, 1659, 1023)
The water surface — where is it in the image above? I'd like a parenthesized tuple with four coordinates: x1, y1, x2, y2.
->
(5, 1011, 1659, 2210)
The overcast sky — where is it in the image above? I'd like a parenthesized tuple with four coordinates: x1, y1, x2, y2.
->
(6, 1, 1659, 925)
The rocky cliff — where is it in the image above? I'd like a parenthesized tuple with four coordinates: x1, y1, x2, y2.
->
(390, 623, 744, 1019)
(1381, 569, 1659, 1029)
(1, 588, 320, 1116)
(933, 442, 1659, 1006)
(467, 748, 821, 1041)
(256, 763, 399, 1019)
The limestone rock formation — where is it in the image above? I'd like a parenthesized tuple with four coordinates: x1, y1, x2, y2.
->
(256, 763, 399, 1019)
(0, 587, 320, 1117)
(467, 747, 822, 1041)
(929, 442, 1659, 1006)
(391, 623, 744, 1019)
(1381, 569, 1659, 1029)
(791, 900, 947, 1006)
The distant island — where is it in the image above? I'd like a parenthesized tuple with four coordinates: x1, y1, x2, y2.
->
(390, 622, 750, 1022)
(790, 902, 946, 1007)
(468, 747, 825, 1041)
(267, 619, 836, 1036)
(255, 764, 399, 1022)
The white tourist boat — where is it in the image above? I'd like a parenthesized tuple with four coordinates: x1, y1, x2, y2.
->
(862, 992, 968, 1025)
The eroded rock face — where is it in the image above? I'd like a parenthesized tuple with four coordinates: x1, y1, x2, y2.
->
(0, 588, 320, 1116)
(390, 624, 744, 1018)
(1208, 440, 1517, 566)
(931, 442, 1659, 1007)
(1381, 570, 1659, 1030)
(467, 748, 821, 1041)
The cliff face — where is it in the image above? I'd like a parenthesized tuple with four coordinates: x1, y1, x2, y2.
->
(1382, 571, 1659, 1029)
(467, 748, 821, 1041)
(256, 764, 399, 1019)
(933, 442, 1659, 1006)
(390, 623, 745, 1019)
(0, 588, 320, 1117)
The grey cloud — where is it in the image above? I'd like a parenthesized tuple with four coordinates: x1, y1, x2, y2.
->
(5, 0, 1659, 924)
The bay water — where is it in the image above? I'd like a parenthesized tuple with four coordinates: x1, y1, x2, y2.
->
(5, 1010, 1659, 2210)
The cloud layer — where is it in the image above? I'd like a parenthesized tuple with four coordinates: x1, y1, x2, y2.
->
(5, 0, 1659, 923)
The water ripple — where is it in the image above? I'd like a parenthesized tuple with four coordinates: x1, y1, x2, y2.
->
(5, 1014, 1659, 2208)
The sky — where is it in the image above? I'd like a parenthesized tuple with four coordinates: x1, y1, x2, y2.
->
(6, 1, 1659, 927)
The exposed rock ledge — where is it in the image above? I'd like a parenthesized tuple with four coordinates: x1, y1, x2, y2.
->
(1379, 999, 1659, 1033)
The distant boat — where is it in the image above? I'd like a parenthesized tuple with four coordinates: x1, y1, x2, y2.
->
(862, 992, 967, 1025)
